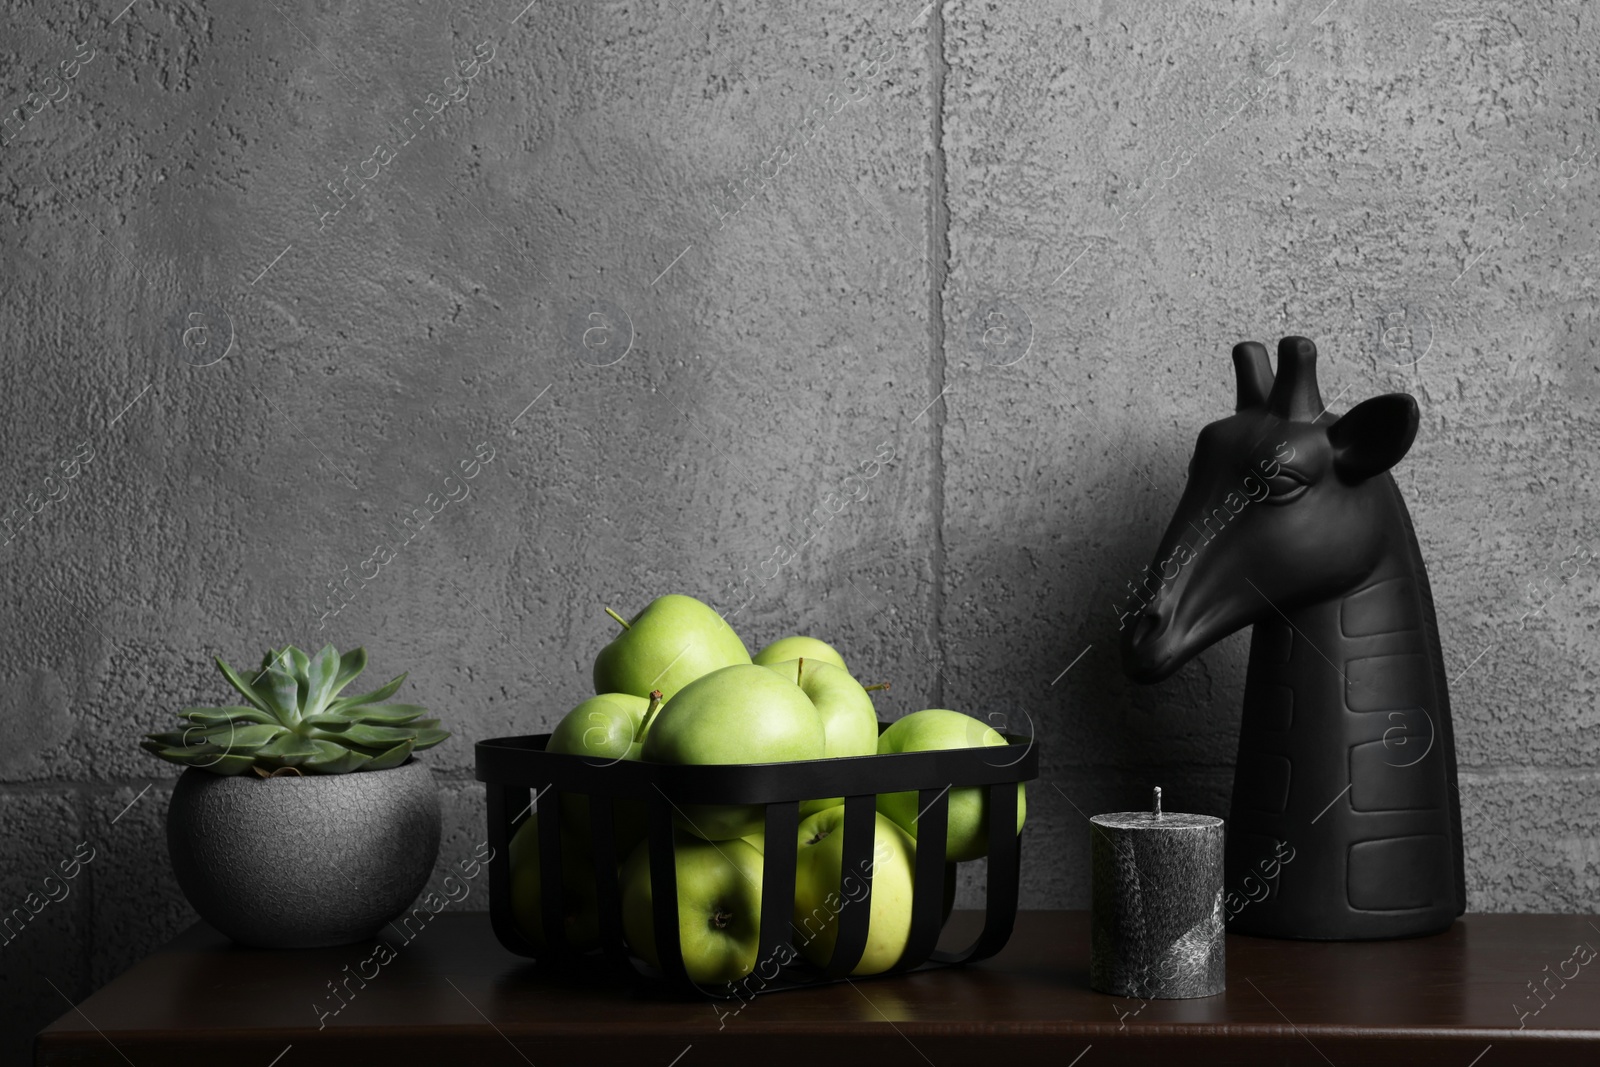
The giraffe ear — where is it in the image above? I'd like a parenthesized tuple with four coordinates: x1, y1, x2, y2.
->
(1328, 394, 1419, 483)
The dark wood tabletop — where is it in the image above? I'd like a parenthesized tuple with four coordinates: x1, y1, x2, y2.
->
(36, 910, 1600, 1065)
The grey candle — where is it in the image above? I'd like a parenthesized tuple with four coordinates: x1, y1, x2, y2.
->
(1090, 787, 1226, 998)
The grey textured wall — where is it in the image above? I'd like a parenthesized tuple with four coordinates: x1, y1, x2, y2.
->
(3, 0, 1597, 1056)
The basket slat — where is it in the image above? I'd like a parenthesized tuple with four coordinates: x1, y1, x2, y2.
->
(757, 800, 801, 982)
(820, 794, 878, 977)
(487, 782, 536, 957)
(535, 789, 566, 954)
(586, 791, 630, 967)
(900, 784, 952, 968)
(645, 794, 689, 984)
(930, 779, 1021, 964)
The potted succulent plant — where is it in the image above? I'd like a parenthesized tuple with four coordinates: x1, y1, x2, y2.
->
(143, 644, 448, 948)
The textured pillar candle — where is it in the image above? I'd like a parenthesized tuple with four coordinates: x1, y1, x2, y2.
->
(1090, 787, 1226, 998)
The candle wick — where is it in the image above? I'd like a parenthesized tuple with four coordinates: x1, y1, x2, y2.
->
(1153, 786, 1162, 819)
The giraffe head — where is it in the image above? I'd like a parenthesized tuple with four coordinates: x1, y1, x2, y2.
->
(1120, 336, 1420, 683)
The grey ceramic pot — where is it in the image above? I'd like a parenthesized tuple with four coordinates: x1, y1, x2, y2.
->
(166, 759, 441, 948)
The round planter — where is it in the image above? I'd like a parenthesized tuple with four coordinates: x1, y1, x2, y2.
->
(166, 759, 441, 948)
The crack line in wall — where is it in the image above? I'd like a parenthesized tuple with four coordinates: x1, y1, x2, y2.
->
(926, 3, 951, 708)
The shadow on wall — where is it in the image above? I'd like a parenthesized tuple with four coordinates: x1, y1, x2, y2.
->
(929, 441, 1246, 912)
(943, 457, 1252, 774)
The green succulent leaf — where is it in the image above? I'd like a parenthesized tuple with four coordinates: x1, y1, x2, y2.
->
(214, 657, 273, 714)
(178, 705, 278, 727)
(345, 703, 430, 724)
(307, 722, 419, 747)
(182, 722, 286, 749)
(302, 740, 374, 774)
(409, 727, 450, 750)
(333, 647, 368, 694)
(258, 647, 298, 679)
(304, 644, 342, 716)
(204, 754, 262, 775)
(141, 741, 261, 775)
(297, 713, 356, 728)
(327, 673, 407, 712)
(258, 667, 302, 727)
(394, 717, 439, 731)
(363, 739, 414, 770)
(297, 709, 430, 729)
(253, 732, 321, 764)
(279, 648, 311, 712)
(146, 723, 284, 749)
(144, 730, 195, 748)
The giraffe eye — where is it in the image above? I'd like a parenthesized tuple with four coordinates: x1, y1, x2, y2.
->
(1262, 469, 1309, 504)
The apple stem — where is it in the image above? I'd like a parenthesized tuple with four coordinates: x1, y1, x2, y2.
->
(863, 682, 891, 692)
(635, 690, 665, 742)
(604, 607, 631, 630)
(795, 657, 804, 685)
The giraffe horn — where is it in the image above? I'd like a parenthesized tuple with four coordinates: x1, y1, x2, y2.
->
(1232, 341, 1272, 410)
(1268, 336, 1325, 420)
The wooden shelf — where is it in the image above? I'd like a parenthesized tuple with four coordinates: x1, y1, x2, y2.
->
(36, 911, 1600, 1065)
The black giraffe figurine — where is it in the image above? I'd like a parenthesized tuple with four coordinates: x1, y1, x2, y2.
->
(1120, 336, 1464, 940)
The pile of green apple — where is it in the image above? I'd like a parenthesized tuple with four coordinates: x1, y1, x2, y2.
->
(509, 593, 1027, 984)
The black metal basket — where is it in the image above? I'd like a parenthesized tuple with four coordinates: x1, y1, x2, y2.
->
(475, 722, 1037, 998)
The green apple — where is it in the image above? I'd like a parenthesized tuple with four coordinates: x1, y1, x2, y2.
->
(508, 816, 600, 952)
(759, 659, 878, 759)
(761, 657, 880, 817)
(753, 635, 847, 672)
(546, 691, 662, 856)
(620, 833, 765, 984)
(593, 595, 751, 701)
(792, 808, 916, 975)
(548, 692, 651, 762)
(875, 709, 1027, 862)
(642, 663, 825, 840)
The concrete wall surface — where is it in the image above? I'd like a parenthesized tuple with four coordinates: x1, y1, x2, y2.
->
(1, 0, 1595, 1056)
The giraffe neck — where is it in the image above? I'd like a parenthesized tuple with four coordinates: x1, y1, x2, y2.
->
(1275, 474, 1451, 747)
(1226, 473, 1463, 938)
(1289, 547, 1434, 706)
